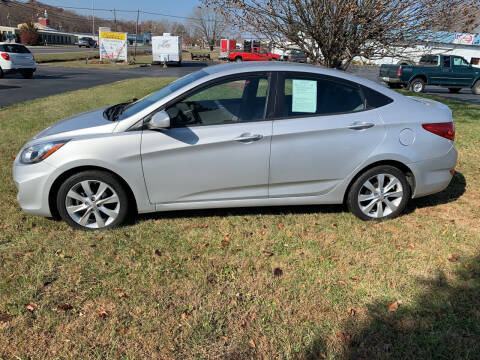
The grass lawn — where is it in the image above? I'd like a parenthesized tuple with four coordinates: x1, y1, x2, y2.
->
(39, 55, 154, 69)
(0, 78, 479, 359)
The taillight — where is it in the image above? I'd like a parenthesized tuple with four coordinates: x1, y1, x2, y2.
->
(397, 67, 402, 76)
(1, 52, 10, 61)
(422, 122, 455, 141)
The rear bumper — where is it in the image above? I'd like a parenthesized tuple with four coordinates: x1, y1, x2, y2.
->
(408, 145, 458, 198)
(379, 76, 404, 84)
(3, 65, 37, 73)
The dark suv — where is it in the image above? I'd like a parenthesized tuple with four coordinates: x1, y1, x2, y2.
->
(78, 37, 97, 48)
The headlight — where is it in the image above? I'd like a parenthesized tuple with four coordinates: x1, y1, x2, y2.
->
(20, 140, 69, 164)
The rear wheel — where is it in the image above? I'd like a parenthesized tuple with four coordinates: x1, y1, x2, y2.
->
(347, 165, 410, 221)
(235, 57, 243, 63)
(472, 80, 480, 95)
(410, 78, 426, 93)
(20, 70, 34, 79)
(448, 88, 461, 94)
(0, 67, 3, 78)
(56, 170, 130, 230)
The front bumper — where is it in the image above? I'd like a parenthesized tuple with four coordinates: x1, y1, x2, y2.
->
(409, 145, 458, 198)
(13, 160, 56, 217)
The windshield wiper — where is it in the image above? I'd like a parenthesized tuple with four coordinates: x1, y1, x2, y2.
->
(103, 98, 138, 121)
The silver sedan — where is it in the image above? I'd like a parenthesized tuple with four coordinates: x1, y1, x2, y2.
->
(13, 62, 457, 229)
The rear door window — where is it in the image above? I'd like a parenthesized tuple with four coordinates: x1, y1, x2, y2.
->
(443, 56, 451, 68)
(280, 74, 365, 117)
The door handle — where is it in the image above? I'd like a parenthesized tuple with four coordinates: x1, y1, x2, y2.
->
(348, 122, 375, 131)
(233, 133, 264, 143)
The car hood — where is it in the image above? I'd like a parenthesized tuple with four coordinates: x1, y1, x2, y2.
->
(32, 107, 115, 140)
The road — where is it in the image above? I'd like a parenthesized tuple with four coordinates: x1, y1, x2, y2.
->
(1, 62, 479, 109)
(0, 62, 209, 109)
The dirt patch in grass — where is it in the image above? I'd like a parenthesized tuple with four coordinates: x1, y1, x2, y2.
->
(0, 81, 478, 359)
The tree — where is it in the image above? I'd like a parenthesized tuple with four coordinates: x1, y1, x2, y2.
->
(189, 6, 226, 50)
(202, 0, 480, 69)
(19, 21, 39, 45)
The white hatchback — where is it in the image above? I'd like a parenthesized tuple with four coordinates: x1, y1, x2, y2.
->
(0, 43, 36, 78)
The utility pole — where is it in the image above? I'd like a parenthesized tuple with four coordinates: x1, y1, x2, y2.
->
(92, 0, 95, 38)
(113, 8, 117, 32)
(134, 9, 139, 59)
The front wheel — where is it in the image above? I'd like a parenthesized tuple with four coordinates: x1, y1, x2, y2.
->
(347, 165, 411, 221)
(56, 170, 130, 230)
(410, 78, 426, 93)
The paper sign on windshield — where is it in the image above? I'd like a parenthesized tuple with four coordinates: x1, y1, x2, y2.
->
(292, 80, 317, 113)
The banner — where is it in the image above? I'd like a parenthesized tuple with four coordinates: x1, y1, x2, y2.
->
(452, 33, 475, 45)
(99, 31, 127, 61)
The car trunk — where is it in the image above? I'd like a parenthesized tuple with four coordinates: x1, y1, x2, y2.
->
(379, 65, 401, 78)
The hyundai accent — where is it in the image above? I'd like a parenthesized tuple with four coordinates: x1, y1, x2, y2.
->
(13, 62, 457, 229)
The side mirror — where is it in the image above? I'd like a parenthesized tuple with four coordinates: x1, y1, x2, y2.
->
(148, 110, 170, 130)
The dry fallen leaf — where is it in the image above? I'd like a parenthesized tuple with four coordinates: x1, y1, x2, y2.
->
(154, 249, 162, 256)
(57, 303, 73, 311)
(198, 224, 209, 229)
(448, 255, 458, 262)
(249, 339, 256, 348)
(337, 280, 348, 286)
(278, 222, 284, 229)
(25, 302, 38, 312)
(263, 251, 274, 257)
(388, 300, 399, 312)
(438, 258, 444, 264)
(407, 243, 415, 250)
(347, 307, 356, 316)
(114, 288, 127, 298)
(97, 310, 109, 318)
(221, 237, 230, 247)
(0, 312, 12, 323)
(181, 313, 188, 320)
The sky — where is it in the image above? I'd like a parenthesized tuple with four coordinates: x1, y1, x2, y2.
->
(22, 0, 202, 22)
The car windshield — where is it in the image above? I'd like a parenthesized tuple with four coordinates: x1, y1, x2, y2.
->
(117, 70, 209, 121)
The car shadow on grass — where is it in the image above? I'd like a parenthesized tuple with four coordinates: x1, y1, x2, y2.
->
(134, 203, 346, 223)
(406, 171, 466, 214)
(304, 253, 480, 360)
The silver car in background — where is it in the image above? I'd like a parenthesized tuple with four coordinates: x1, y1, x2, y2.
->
(13, 62, 457, 230)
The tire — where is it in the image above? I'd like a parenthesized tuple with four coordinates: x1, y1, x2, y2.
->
(20, 70, 33, 79)
(235, 57, 243, 63)
(0, 67, 3, 78)
(448, 88, 461, 94)
(56, 170, 130, 230)
(410, 78, 426, 93)
(347, 165, 411, 221)
(472, 80, 480, 95)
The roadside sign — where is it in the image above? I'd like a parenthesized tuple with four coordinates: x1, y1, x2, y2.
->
(453, 33, 475, 45)
(99, 31, 128, 61)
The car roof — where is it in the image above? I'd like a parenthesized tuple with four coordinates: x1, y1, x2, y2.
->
(204, 61, 397, 96)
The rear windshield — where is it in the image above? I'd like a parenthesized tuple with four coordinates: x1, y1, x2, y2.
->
(0, 44, 30, 53)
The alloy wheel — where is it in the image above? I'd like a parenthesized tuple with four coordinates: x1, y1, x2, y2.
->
(65, 180, 120, 229)
(357, 174, 404, 219)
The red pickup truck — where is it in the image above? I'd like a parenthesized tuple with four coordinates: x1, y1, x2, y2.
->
(228, 47, 279, 62)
